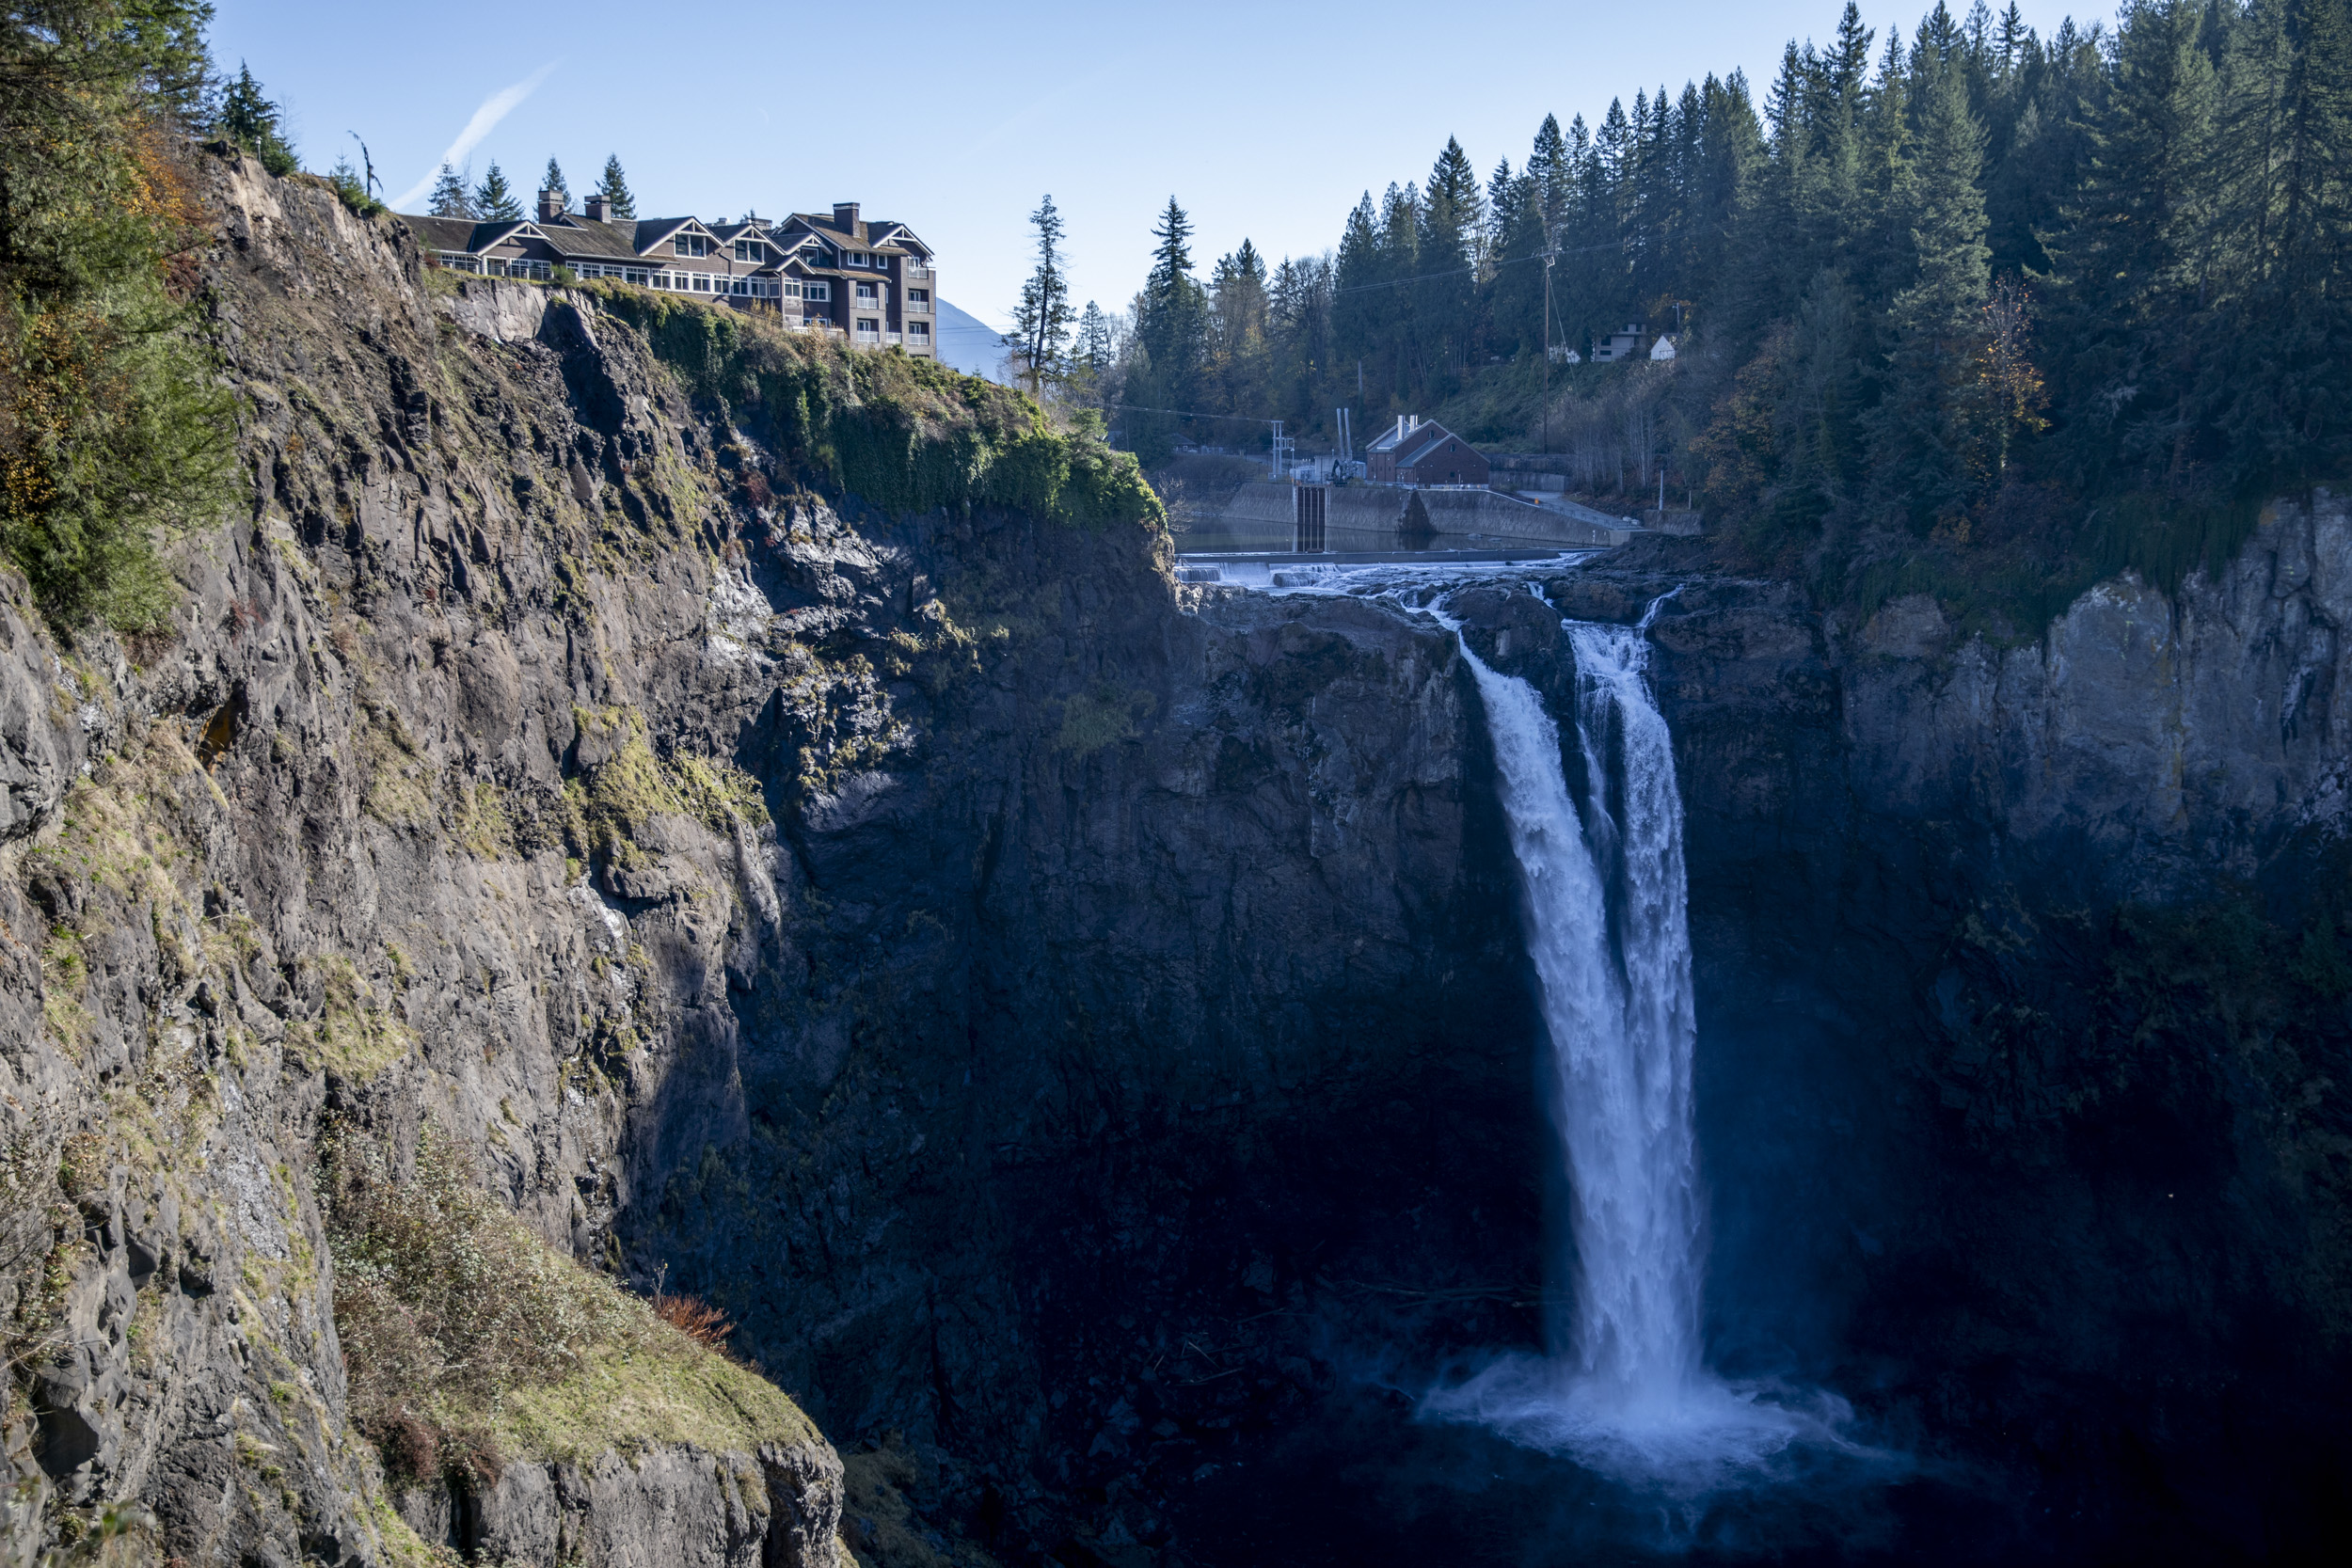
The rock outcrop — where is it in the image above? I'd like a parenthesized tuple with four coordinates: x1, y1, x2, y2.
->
(1, 150, 1530, 1565)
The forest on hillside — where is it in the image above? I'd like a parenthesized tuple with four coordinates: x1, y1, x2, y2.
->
(1051, 0, 2351, 621)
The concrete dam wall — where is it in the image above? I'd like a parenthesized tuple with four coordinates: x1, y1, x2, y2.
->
(1214, 482, 1638, 547)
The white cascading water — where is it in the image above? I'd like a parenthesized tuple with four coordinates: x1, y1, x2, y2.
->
(1423, 587, 1831, 1485)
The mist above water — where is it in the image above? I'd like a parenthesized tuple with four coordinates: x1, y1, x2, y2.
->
(1424, 590, 1855, 1490)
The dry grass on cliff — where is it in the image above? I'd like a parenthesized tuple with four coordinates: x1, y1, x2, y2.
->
(325, 1131, 814, 1481)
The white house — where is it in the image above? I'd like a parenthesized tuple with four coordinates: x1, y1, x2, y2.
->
(1592, 324, 1645, 363)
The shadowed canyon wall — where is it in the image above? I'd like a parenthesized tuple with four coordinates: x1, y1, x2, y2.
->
(2, 150, 2346, 1568)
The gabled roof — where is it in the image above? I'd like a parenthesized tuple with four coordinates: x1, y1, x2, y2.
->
(1396, 429, 1467, 467)
(528, 214, 646, 261)
(399, 214, 532, 253)
(628, 215, 720, 256)
(708, 220, 776, 244)
(762, 230, 849, 275)
(776, 211, 930, 258)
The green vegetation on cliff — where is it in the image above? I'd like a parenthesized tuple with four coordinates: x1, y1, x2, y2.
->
(0, 0, 232, 633)
(592, 285, 1164, 531)
(326, 1132, 818, 1479)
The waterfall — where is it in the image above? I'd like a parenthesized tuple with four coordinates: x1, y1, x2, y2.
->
(1423, 588, 1829, 1484)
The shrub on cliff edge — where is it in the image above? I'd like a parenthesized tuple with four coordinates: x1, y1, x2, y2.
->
(591, 285, 1165, 533)
(325, 1129, 816, 1481)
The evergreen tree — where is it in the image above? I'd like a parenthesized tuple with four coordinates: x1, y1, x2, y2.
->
(1867, 44, 1992, 521)
(1529, 113, 1572, 229)
(541, 157, 569, 210)
(1009, 193, 1074, 395)
(1829, 3, 1874, 103)
(1995, 1, 2028, 68)
(427, 164, 472, 219)
(216, 61, 297, 176)
(596, 154, 636, 218)
(473, 161, 522, 222)
(1208, 240, 1271, 415)
(1126, 198, 1208, 459)
(1486, 157, 1518, 268)
(2044, 0, 2218, 492)
(1073, 302, 1114, 377)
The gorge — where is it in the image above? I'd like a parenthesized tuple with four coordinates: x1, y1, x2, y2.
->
(3, 150, 2350, 1568)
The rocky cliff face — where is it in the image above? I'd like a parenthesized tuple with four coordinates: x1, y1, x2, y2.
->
(0, 151, 1536, 1567)
(4, 148, 2344, 1568)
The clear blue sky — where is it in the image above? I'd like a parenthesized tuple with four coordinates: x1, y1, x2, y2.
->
(210, 1, 2106, 332)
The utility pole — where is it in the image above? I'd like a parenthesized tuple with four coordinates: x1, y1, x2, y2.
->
(1542, 245, 1554, 456)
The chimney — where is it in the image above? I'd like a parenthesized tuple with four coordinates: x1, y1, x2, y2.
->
(833, 201, 859, 230)
(584, 192, 611, 223)
(537, 187, 563, 222)
(1393, 415, 1406, 442)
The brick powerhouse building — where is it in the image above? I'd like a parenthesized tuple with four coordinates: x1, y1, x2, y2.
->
(1363, 415, 1491, 487)
(401, 197, 939, 358)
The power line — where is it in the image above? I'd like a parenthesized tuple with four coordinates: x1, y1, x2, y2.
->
(1330, 230, 1653, 297)
(1108, 403, 1282, 427)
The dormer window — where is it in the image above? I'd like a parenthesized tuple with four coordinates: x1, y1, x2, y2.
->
(673, 234, 710, 257)
(733, 239, 762, 261)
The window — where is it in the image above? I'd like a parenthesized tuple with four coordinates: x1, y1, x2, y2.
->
(626, 269, 649, 286)
(734, 239, 762, 261)
(672, 233, 709, 257)
(908, 289, 929, 306)
(855, 317, 880, 336)
(907, 321, 930, 341)
(803, 281, 829, 302)
(854, 281, 878, 302)
(846, 252, 866, 267)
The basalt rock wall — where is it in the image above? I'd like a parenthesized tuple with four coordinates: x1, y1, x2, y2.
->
(0, 150, 1538, 1566)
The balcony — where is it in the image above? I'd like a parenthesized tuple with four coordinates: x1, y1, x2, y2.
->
(904, 264, 931, 280)
(904, 298, 930, 313)
(884, 331, 902, 346)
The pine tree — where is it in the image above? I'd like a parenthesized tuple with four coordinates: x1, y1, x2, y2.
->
(1529, 114, 1572, 230)
(1995, 2, 2028, 68)
(596, 155, 636, 218)
(1867, 48, 1992, 522)
(1485, 157, 1518, 270)
(1009, 194, 1074, 395)
(2200, 0, 2352, 489)
(1829, 3, 1874, 104)
(2043, 0, 2218, 492)
(473, 161, 522, 222)
(216, 61, 297, 177)
(1126, 198, 1208, 459)
(1073, 302, 1114, 375)
(542, 157, 568, 210)
(427, 164, 472, 219)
